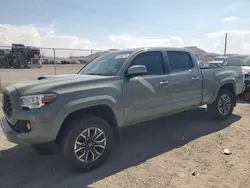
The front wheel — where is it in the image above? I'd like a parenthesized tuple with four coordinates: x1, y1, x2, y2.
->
(207, 89, 234, 120)
(60, 116, 114, 172)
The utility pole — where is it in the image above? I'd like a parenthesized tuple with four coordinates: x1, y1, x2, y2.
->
(53, 48, 56, 75)
(224, 33, 228, 56)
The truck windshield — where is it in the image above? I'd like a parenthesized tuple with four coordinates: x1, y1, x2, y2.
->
(221, 56, 250, 66)
(78, 51, 132, 76)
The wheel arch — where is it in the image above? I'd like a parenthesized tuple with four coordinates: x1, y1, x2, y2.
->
(55, 104, 120, 145)
(214, 82, 236, 106)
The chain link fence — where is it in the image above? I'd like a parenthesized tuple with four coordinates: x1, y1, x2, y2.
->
(0, 45, 105, 90)
(0, 42, 235, 90)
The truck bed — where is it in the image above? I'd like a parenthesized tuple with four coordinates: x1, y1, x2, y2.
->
(200, 66, 244, 105)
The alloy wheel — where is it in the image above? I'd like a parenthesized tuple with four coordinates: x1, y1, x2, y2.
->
(218, 94, 232, 115)
(74, 127, 106, 163)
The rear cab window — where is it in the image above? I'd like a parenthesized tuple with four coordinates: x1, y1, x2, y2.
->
(166, 51, 194, 73)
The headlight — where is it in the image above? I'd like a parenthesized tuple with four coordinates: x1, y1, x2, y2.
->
(20, 94, 57, 109)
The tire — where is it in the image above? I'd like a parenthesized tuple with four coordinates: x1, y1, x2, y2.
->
(60, 116, 114, 172)
(207, 89, 234, 120)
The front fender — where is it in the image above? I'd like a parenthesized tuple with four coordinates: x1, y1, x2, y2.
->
(51, 95, 121, 138)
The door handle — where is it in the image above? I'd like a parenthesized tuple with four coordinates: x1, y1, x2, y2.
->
(192, 76, 200, 80)
(159, 80, 169, 85)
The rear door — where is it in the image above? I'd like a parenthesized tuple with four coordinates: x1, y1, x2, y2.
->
(165, 51, 202, 112)
(123, 51, 171, 125)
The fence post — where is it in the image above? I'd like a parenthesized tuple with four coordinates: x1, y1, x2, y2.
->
(53, 48, 56, 75)
(0, 75, 1, 92)
(91, 50, 93, 54)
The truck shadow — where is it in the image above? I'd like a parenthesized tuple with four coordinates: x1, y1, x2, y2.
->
(0, 107, 241, 188)
(236, 95, 250, 104)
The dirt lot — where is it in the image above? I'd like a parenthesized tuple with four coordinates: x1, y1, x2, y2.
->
(0, 98, 250, 188)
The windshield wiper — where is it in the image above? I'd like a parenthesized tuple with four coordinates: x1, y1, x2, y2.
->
(85, 73, 104, 76)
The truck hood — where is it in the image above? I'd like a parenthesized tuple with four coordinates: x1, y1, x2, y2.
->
(11, 74, 114, 96)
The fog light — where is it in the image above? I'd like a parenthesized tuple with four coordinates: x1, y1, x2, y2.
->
(26, 122, 31, 131)
(19, 120, 32, 132)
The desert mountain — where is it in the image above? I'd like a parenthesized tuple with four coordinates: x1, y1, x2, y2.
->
(86, 46, 220, 62)
(184, 46, 219, 61)
(43, 46, 220, 63)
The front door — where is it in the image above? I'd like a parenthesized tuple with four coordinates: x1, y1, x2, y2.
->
(122, 51, 171, 125)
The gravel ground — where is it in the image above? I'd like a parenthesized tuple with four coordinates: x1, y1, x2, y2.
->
(0, 98, 250, 188)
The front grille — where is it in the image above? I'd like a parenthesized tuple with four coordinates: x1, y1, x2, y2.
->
(2, 92, 12, 117)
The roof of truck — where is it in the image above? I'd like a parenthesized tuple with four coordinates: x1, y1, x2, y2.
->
(215, 56, 228, 58)
(110, 47, 193, 53)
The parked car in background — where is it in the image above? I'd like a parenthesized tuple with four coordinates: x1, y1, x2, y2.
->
(221, 55, 250, 92)
(47, 60, 61, 64)
(1, 47, 245, 172)
(198, 61, 209, 68)
(70, 60, 81, 64)
(78, 60, 88, 64)
(42, 59, 49, 64)
(61, 60, 71, 64)
(61, 60, 81, 64)
(207, 56, 228, 67)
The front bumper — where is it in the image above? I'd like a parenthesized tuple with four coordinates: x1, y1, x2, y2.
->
(1, 86, 61, 145)
(1, 117, 27, 144)
(1, 116, 56, 144)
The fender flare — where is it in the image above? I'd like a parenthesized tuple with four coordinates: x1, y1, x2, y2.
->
(51, 95, 117, 137)
(212, 79, 236, 103)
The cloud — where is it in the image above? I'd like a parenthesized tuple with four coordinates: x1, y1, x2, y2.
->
(0, 24, 94, 57)
(222, 16, 236, 22)
(0, 24, 185, 56)
(207, 30, 250, 54)
(0, 24, 249, 57)
(106, 34, 184, 49)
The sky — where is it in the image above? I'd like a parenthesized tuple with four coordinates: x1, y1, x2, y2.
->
(0, 0, 250, 57)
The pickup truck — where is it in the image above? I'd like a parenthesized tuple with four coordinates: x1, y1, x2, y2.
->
(1, 47, 245, 172)
(220, 54, 250, 93)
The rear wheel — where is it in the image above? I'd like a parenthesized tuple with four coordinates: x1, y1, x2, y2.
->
(60, 116, 114, 172)
(207, 89, 234, 120)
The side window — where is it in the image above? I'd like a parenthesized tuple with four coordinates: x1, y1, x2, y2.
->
(167, 51, 194, 73)
(130, 51, 164, 75)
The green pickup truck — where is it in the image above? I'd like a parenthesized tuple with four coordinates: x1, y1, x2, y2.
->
(1, 47, 245, 171)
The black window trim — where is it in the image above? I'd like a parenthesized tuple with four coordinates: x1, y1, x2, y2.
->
(165, 50, 195, 73)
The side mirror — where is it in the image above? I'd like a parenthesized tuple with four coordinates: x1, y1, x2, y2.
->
(126, 65, 147, 78)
